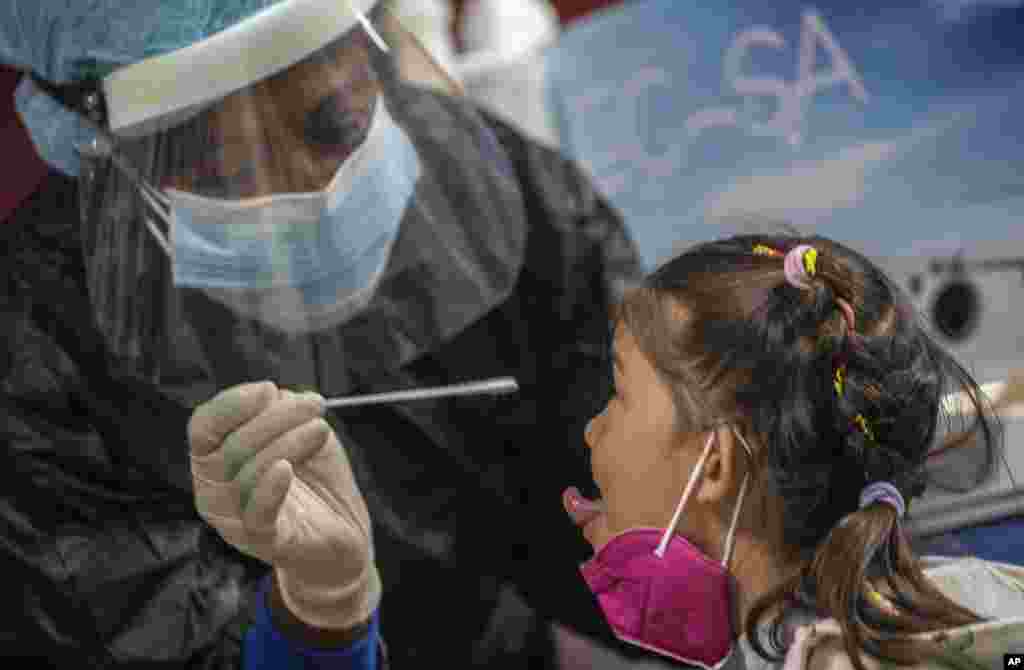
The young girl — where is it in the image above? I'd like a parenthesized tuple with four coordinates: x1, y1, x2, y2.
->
(565, 234, 1023, 669)
(191, 234, 1024, 670)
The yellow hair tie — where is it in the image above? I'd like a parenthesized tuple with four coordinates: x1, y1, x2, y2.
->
(802, 247, 818, 277)
(834, 367, 845, 395)
(854, 414, 876, 443)
(835, 366, 878, 445)
(867, 588, 898, 615)
(753, 244, 783, 257)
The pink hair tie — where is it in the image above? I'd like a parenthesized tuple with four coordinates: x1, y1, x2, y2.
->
(784, 245, 818, 291)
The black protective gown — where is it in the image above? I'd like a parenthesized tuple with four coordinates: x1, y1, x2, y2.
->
(0, 79, 643, 668)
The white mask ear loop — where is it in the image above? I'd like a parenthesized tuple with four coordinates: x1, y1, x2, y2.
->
(349, 2, 390, 53)
(142, 215, 173, 259)
(655, 431, 716, 558)
(720, 427, 754, 568)
(654, 428, 754, 564)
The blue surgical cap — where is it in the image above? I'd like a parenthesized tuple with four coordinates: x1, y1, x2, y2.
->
(3, 1, 285, 176)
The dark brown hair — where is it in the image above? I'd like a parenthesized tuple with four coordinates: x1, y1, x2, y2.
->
(614, 234, 997, 669)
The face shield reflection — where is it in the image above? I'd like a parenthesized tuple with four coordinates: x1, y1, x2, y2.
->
(73, 1, 469, 401)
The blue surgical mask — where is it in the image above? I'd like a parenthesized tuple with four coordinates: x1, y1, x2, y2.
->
(160, 98, 420, 333)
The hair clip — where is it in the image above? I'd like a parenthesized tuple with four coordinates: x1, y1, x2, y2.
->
(784, 245, 818, 290)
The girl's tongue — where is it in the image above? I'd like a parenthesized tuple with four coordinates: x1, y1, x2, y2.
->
(563, 486, 604, 528)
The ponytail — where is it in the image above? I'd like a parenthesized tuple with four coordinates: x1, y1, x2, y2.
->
(744, 241, 987, 670)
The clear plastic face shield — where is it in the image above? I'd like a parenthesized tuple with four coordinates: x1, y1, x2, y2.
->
(64, 0, 525, 405)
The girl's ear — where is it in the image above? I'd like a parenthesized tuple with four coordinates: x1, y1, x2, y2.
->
(696, 424, 743, 506)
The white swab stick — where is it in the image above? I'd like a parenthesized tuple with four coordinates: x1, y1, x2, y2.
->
(325, 377, 519, 408)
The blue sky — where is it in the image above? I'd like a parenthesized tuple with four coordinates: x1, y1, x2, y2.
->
(545, 0, 1024, 268)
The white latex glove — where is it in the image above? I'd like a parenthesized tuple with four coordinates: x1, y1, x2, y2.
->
(188, 381, 381, 630)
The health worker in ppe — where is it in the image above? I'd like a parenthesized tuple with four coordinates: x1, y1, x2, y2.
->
(0, 1, 641, 667)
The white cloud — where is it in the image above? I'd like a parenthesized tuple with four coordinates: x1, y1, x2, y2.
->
(702, 140, 897, 224)
(702, 117, 962, 227)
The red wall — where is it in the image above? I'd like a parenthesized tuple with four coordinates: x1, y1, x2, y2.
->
(451, 0, 625, 45)
(0, 66, 48, 224)
(547, 0, 623, 24)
